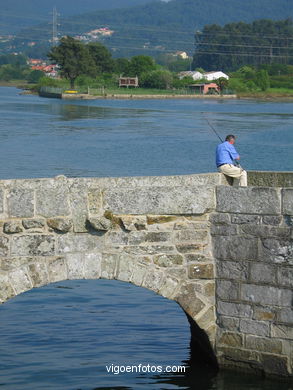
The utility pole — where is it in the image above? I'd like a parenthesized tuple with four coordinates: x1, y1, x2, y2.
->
(52, 7, 59, 45)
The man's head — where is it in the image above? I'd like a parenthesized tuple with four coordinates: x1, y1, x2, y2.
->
(225, 134, 236, 144)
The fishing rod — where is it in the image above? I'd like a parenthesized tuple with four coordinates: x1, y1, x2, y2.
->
(204, 114, 242, 168)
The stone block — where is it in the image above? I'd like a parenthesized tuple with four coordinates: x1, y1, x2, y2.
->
(83, 253, 102, 279)
(218, 331, 243, 347)
(263, 216, 282, 226)
(277, 267, 293, 288)
(47, 217, 73, 233)
(0, 272, 15, 302)
(66, 253, 85, 279)
(3, 221, 23, 234)
(271, 324, 293, 340)
(253, 307, 275, 321)
(276, 308, 293, 324)
(249, 262, 277, 284)
(176, 243, 203, 253)
(101, 253, 118, 279)
(87, 216, 112, 232)
(216, 280, 239, 300)
(159, 276, 180, 299)
(36, 181, 70, 218)
(11, 235, 55, 256)
(103, 185, 215, 215)
(213, 236, 258, 261)
(174, 283, 206, 317)
(22, 218, 46, 230)
(209, 213, 230, 225)
(47, 257, 68, 283)
(116, 254, 134, 282)
(188, 263, 214, 279)
(185, 254, 209, 263)
(216, 186, 281, 215)
(56, 233, 103, 254)
(217, 315, 239, 331)
(147, 215, 178, 225)
(9, 267, 33, 295)
(282, 189, 293, 215)
(88, 188, 103, 215)
(174, 229, 208, 243)
(216, 261, 249, 281)
(120, 216, 147, 231)
(130, 263, 147, 286)
(261, 354, 289, 376)
(0, 187, 4, 215)
(105, 231, 128, 246)
(210, 225, 238, 236)
(69, 182, 88, 232)
(7, 188, 34, 218)
(217, 301, 253, 318)
(259, 238, 293, 264)
(231, 214, 261, 225)
(145, 232, 172, 243)
(154, 254, 183, 267)
(240, 319, 270, 337)
(246, 335, 283, 354)
(28, 262, 49, 287)
(142, 268, 165, 293)
(241, 284, 292, 307)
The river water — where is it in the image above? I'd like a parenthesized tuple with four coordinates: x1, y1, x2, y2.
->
(0, 87, 292, 390)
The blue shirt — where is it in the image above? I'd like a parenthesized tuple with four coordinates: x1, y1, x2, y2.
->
(216, 141, 239, 167)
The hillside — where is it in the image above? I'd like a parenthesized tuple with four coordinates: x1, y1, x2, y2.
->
(0, 0, 155, 34)
(10, 0, 293, 58)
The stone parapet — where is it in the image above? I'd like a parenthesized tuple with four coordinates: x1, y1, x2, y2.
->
(213, 185, 293, 378)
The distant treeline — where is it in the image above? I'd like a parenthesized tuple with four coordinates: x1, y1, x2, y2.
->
(193, 19, 293, 71)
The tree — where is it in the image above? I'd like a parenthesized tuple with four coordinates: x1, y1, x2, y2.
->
(255, 69, 270, 91)
(128, 55, 157, 76)
(48, 36, 97, 89)
(87, 42, 115, 73)
(215, 77, 229, 94)
(140, 69, 173, 89)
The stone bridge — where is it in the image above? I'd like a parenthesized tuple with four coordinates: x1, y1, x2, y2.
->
(0, 172, 292, 378)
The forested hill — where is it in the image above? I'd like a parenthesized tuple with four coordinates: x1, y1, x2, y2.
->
(0, 0, 155, 34)
(12, 0, 293, 58)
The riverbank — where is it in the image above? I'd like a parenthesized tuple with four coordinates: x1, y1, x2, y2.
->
(61, 92, 237, 99)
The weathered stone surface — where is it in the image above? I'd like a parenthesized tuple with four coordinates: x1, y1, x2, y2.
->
(66, 253, 85, 279)
(217, 316, 239, 331)
(217, 301, 252, 318)
(47, 217, 73, 233)
(253, 307, 275, 322)
(209, 213, 230, 225)
(259, 238, 293, 264)
(277, 267, 293, 288)
(120, 216, 147, 231)
(188, 263, 214, 279)
(175, 283, 206, 317)
(3, 221, 23, 234)
(88, 188, 103, 215)
(216, 186, 281, 215)
(116, 254, 134, 282)
(0, 272, 15, 302)
(249, 262, 277, 284)
(216, 280, 239, 300)
(261, 355, 289, 376)
(104, 186, 215, 215)
(210, 225, 238, 236)
(47, 257, 67, 283)
(240, 319, 270, 337)
(159, 276, 180, 299)
(36, 181, 70, 217)
(101, 253, 118, 279)
(282, 189, 293, 215)
(7, 188, 34, 217)
(185, 254, 210, 263)
(241, 284, 292, 306)
(276, 308, 293, 324)
(0, 187, 4, 215)
(216, 261, 249, 281)
(22, 218, 45, 230)
(218, 331, 243, 347)
(56, 234, 103, 254)
(130, 263, 147, 286)
(246, 335, 283, 354)
(147, 215, 178, 225)
(262, 216, 282, 226)
(213, 236, 258, 261)
(176, 243, 204, 254)
(154, 254, 183, 267)
(83, 253, 102, 279)
(8, 267, 32, 294)
(28, 262, 49, 287)
(271, 324, 293, 340)
(69, 181, 88, 232)
(231, 214, 261, 225)
(87, 216, 112, 231)
(11, 235, 55, 256)
(142, 268, 165, 292)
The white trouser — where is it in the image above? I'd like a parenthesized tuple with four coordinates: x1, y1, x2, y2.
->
(218, 164, 247, 187)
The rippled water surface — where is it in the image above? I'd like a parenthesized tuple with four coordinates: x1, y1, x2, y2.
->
(0, 87, 292, 390)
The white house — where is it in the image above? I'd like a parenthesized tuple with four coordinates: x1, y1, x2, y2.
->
(203, 71, 229, 81)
